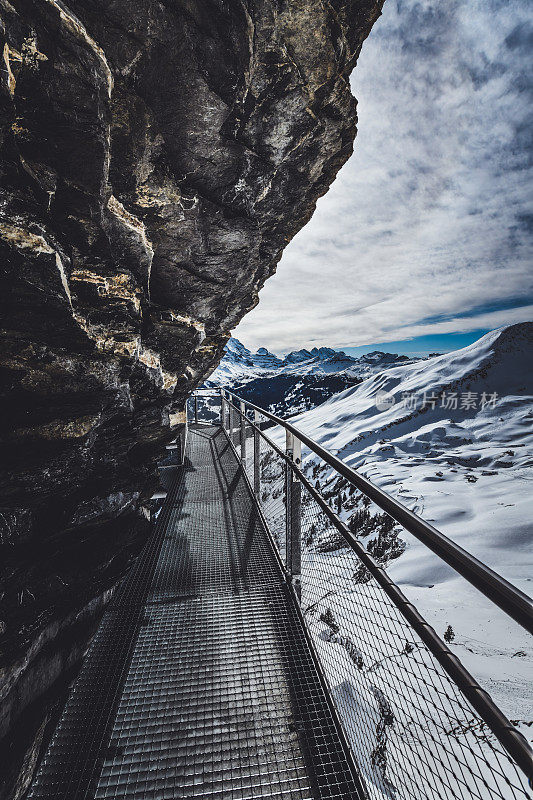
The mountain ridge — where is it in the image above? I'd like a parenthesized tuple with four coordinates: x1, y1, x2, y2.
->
(207, 336, 418, 388)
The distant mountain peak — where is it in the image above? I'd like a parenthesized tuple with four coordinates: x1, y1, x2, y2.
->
(284, 348, 313, 363)
(283, 345, 350, 364)
(206, 335, 419, 388)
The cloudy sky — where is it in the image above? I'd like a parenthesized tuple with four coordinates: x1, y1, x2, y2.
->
(234, 0, 533, 355)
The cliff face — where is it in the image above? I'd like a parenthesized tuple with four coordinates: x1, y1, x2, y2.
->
(0, 0, 383, 795)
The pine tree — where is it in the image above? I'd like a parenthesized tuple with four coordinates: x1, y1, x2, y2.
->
(305, 523, 317, 547)
(444, 625, 455, 643)
(320, 607, 339, 634)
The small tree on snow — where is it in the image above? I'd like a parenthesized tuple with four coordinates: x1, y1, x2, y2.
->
(305, 523, 317, 547)
(353, 562, 371, 584)
(444, 625, 455, 643)
(320, 606, 339, 635)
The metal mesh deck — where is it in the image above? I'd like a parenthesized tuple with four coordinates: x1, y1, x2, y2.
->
(28, 426, 364, 800)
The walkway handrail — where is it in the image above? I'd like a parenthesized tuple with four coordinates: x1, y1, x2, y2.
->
(221, 389, 533, 637)
(214, 389, 533, 786)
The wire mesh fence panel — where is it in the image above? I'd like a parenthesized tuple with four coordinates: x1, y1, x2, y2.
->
(185, 396, 194, 425)
(198, 394, 221, 424)
(224, 399, 231, 435)
(229, 404, 240, 457)
(225, 401, 231, 439)
(243, 417, 255, 488)
(221, 399, 229, 433)
(257, 426, 287, 569)
(298, 480, 531, 800)
(185, 393, 222, 425)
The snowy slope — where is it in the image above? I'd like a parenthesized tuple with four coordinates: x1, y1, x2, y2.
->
(287, 322, 533, 733)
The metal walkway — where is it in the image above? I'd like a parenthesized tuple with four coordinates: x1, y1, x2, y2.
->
(29, 426, 364, 800)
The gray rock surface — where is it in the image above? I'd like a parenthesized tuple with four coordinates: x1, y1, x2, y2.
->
(0, 1, 384, 795)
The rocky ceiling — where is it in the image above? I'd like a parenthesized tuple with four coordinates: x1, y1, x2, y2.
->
(0, 0, 384, 796)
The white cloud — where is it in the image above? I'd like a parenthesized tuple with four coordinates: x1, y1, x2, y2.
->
(234, 0, 533, 352)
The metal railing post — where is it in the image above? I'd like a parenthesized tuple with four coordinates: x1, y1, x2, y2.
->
(194, 395, 198, 424)
(240, 401, 246, 463)
(220, 388, 225, 428)
(285, 431, 302, 599)
(253, 410, 260, 497)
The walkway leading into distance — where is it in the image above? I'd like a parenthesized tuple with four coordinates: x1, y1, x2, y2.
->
(29, 426, 364, 800)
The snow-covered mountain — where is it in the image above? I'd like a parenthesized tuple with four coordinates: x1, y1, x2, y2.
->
(205, 337, 418, 415)
(207, 337, 282, 384)
(285, 322, 533, 733)
(207, 337, 415, 385)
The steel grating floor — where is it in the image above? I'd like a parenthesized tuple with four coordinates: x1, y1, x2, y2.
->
(28, 426, 364, 800)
